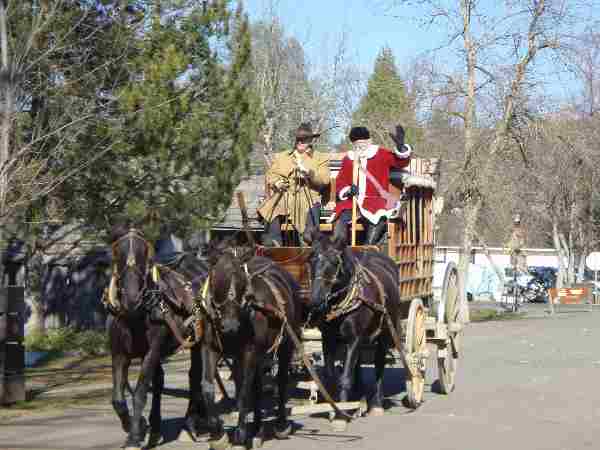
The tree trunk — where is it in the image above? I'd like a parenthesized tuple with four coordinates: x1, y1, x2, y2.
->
(0, 0, 11, 219)
(457, 0, 476, 323)
(28, 295, 45, 334)
(0, 1, 12, 290)
(263, 116, 275, 156)
(553, 220, 566, 289)
(457, 200, 478, 322)
(476, 235, 506, 285)
(577, 252, 587, 283)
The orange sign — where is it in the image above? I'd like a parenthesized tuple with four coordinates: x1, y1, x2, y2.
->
(548, 286, 592, 305)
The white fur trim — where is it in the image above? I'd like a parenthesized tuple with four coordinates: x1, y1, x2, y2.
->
(339, 186, 351, 201)
(358, 204, 393, 225)
(347, 144, 379, 161)
(394, 143, 412, 159)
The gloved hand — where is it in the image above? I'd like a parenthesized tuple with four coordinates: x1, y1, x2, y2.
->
(389, 124, 406, 151)
(348, 184, 359, 197)
(274, 179, 288, 192)
(296, 161, 312, 179)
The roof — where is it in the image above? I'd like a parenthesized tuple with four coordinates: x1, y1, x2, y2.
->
(213, 175, 266, 231)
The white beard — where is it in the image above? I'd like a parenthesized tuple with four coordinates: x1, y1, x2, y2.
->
(352, 139, 372, 159)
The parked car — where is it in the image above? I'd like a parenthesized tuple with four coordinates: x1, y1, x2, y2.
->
(503, 266, 557, 303)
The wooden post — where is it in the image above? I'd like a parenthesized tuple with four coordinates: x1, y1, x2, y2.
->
(236, 191, 256, 247)
(0, 289, 6, 404)
(351, 159, 359, 246)
(1, 287, 25, 405)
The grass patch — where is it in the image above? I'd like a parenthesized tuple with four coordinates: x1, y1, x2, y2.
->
(25, 327, 109, 356)
(0, 388, 113, 421)
(470, 309, 526, 322)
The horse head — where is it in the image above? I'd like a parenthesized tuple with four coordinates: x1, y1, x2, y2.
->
(206, 238, 248, 334)
(110, 225, 154, 316)
(307, 230, 353, 310)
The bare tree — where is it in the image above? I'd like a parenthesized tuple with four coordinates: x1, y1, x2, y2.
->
(0, 2, 136, 231)
(0, 1, 137, 331)
(384, 0, 594, 312)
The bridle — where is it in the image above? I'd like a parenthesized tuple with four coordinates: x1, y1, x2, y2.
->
(311, 249, 367, 309)
(207, 250, 246, 313)
(111, 228, 155, 311)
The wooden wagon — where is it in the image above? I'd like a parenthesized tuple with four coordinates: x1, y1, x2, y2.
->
(250, 155, 467, 410)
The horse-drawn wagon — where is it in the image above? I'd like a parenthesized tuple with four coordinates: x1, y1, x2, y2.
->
(105, 153, 468, 450)
(254, 156, 467, 410)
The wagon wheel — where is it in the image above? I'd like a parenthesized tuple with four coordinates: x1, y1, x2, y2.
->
(437, 262, 464, 394)
(405, 298, 427, 409)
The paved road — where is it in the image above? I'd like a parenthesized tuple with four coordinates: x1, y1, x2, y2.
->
(2, 306, 600, 450)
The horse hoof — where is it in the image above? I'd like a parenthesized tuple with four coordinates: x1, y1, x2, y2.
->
(147, 431, 162, 448)
(177, 428, 196, 442)
(121, 419, 132, 434)
(252, 435, 264, 448)
(208, 433, 230, 450)
(330, 419, 348, 432)
(368, 407, 385, 417)
(352, 397, 368, 419)
(274, 422, 292, 439)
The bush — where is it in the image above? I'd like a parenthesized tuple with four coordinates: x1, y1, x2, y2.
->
(25, 327, 109, 356)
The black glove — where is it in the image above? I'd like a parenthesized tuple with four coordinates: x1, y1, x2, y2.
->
(389, 124, 405, 151)
(348, 184, 359, 197)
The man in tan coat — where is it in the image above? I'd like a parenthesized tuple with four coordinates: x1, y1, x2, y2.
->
(258, 123, 330, 246)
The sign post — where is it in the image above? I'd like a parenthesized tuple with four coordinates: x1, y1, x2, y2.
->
(585, 251, 600, 305)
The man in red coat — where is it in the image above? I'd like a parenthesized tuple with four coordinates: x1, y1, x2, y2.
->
(332, 125, 412, 244)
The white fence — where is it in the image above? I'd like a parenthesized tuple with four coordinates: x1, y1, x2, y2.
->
(433, 246, 558, 301)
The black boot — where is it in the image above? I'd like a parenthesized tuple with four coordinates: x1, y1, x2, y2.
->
(332, 210, 352, 244)
(264, 217, 283, 247)
(366, 219, 387, 245)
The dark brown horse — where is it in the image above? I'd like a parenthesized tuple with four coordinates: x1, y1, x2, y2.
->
(107, 226, 208, 450)
(199, 242, 302, 448)
(306, 231, 406, 423)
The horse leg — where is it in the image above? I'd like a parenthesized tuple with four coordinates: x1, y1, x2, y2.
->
(339, 338, 361, 403)
(353, 352, 364, 398)
(111, 352, 131, 433)
(147, 362, 164, 446)
(125, 340, 162, 449)
(252, 356, 264, 446)
(369, 338, 386, 416)
(233, 346, 257, 448)
(201, 346, 226, 446)
(184, 346, 207, 439)
(274, 340, 293, 439)
(321, 327, 337, 389)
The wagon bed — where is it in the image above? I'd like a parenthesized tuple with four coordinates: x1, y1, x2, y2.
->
(253, 156, 467, 409)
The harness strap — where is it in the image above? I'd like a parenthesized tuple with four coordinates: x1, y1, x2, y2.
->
(158, 300, 196, 351)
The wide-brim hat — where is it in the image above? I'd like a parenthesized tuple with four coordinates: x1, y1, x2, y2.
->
(295, 123, 321, 141)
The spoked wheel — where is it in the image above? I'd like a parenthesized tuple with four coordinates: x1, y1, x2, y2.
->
(437, 262, 463, 395)
(405, 298, 427, 409)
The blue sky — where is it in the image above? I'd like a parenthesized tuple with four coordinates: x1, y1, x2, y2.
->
(242, 0, 447, 73)
(242, 0, 594, 108)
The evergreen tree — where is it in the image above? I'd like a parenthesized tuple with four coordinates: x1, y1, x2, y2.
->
(352, 46, 419, 149)
(56, 1, 261, 238)
(2, 1, 140, 235)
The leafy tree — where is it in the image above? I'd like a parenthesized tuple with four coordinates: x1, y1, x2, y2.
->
(56, 1, 261, 238)
(0, 1, 139, 238)
(351, 46, 418, 148)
